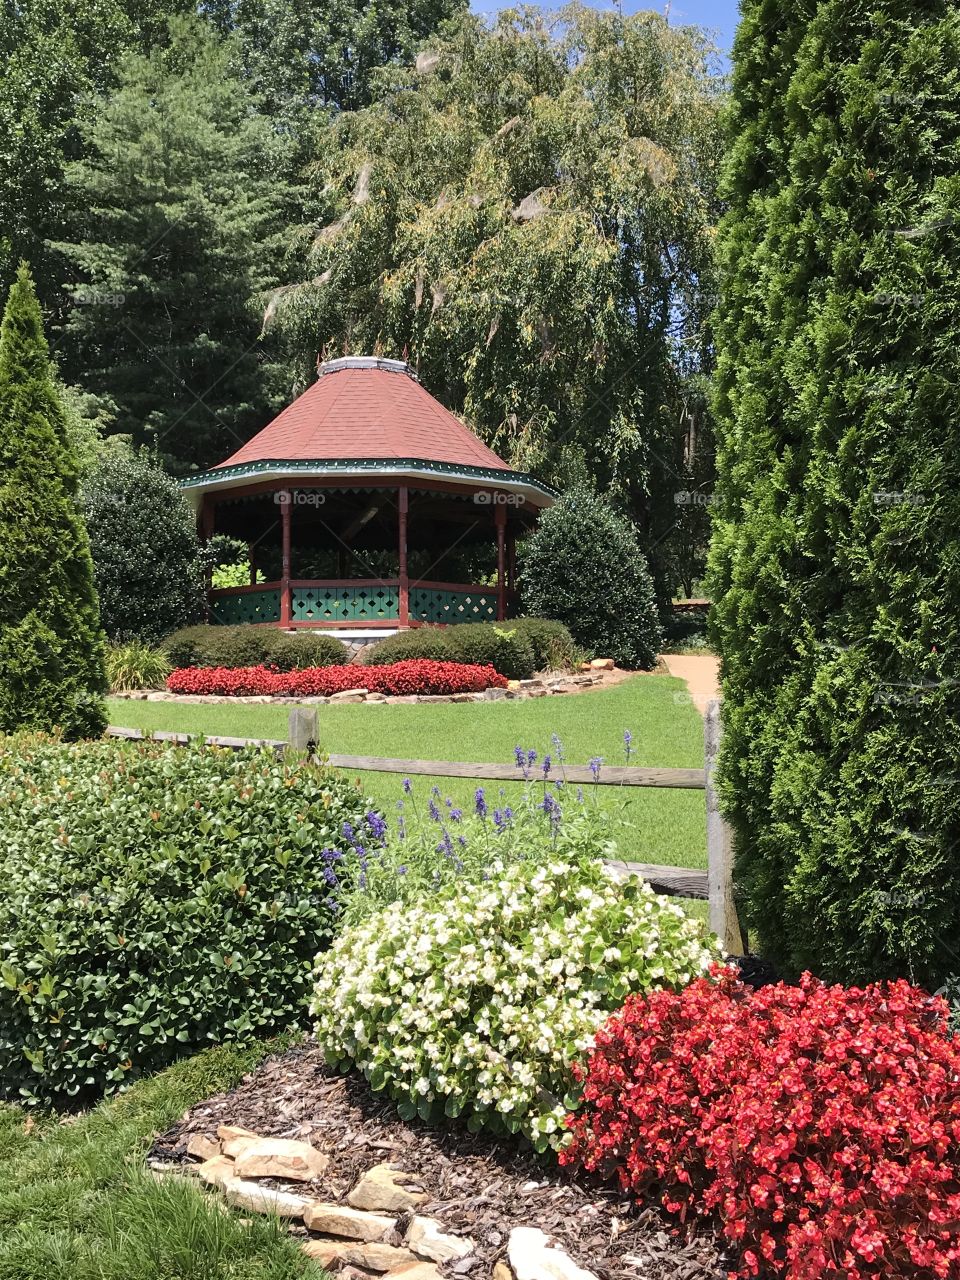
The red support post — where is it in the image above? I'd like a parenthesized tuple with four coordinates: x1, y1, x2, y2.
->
(398, 486, 410, 627)
(280, 490, 292, 626)
(495, 503, 507, 621)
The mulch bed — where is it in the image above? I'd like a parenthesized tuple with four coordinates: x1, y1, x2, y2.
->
(151, 1044, 727, 1280)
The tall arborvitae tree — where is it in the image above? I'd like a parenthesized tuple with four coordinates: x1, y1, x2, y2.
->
(0, 265, 107, 739)
(709, 1, 960, 985)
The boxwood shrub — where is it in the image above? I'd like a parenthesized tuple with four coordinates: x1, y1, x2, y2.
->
(363, 619, 575, 678)
(0, 734, 378, 1105)
(162, 625, 346, 671)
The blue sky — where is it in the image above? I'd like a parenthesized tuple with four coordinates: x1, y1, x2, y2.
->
(470, 0, 741, 54)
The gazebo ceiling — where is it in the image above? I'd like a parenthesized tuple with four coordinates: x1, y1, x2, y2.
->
(181, 357, 556, 507)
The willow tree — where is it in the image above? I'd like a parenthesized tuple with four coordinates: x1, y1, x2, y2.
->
(268, 4, 724, 598)
(709, 0, 960, 985)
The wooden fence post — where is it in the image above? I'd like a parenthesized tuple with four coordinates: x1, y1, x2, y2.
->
(287, 707, 319, 754)
(705, 698, 746, 956)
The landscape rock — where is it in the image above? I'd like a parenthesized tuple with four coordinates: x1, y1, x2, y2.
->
(507, 1228, 598, 1280)
(483, 688, 507, 701)
(348, 1164, 428, 1213)
(197, 1155, 238, 1191)
(186, 1132, 221, 1161)
(389, 1264, 443, 1280)
(590, 658, 614, 671)
(493, 1263, 514, 1280)
(406, 1215, 474, 1262)
(364, 692, 387, 702)
(330, 688, 368, 703)
(217, 1124, 260, 1158)
(301, 1238, 420, 1271)
(233, 1136, 330, 1182)
(226, 1180, 313, 1218)
(303, 1202, 396, 1241)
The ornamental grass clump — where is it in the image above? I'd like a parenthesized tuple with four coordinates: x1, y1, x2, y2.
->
(311, 858, 721, 1151)
(562, 970, 960, 1280)
(0, 734, 380, 1105)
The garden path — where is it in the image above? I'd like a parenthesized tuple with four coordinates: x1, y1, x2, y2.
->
(659, 654, 720, 717)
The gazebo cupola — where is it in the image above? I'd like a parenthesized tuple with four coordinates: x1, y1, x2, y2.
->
(181, 357, 555, 632)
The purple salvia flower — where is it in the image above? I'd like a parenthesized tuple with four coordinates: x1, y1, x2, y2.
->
(542, 755, 552, 779)
(402, 777, 412, 794)
(475, 787, 488, 819)
(429, 797, 442, 822)
(624, 729, 633, 762)
(366, 810, 387, 842)
(589, 756, 603, 782)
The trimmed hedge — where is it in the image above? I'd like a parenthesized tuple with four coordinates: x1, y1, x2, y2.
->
(519, 487, 662, 669)
(162, 625, 347, 671)
(708, 1, 960, 983)
(363, 618, 575, 678)
(0, 734, 378, 1105)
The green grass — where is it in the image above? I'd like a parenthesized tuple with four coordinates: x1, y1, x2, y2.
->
(108, 674, 708, 869)
(0, 1038, 324, 1280)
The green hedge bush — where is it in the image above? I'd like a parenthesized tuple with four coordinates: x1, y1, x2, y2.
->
(313, 857, 722, 1150)
(363, 618, 575, 677)
(708, 0, 960, 984)
(162, 625, 347, 671)
(519, 487, 662, 669)
(0, 735, 378, 1104)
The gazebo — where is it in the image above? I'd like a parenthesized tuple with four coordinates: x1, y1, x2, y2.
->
(181, 357, 555, 633)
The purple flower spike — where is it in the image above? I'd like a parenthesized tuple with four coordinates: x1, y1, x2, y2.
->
(366, 810, 387, 843)
(475, 787, 488, 819)
(514, 745, 526, 769)
(589, 756, 603, 782)
(624, 729, 633, 762)
(542, 755, 552, 779)
(402, 778, 412, 795)
(429, 798, 442, 822)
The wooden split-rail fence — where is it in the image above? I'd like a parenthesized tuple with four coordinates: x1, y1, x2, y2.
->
(106, 698, 746, 954)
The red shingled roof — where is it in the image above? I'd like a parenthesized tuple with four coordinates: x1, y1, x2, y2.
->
(215, 358, 511, 473)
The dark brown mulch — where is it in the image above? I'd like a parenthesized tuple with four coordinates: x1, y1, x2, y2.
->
(151, 1044, 727, 1280)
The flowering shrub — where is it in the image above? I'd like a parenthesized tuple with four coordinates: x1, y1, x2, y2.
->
(167, 659, 507, 697)
(312, 858, 722, 1150)
(562, 970, 960, 1280)
(338, 737, 621, 926)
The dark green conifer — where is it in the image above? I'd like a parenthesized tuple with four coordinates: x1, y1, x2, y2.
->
(0, 264, 107, 738)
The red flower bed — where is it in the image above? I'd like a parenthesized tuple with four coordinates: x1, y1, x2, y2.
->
(561, 970, 960, 1280)
(167, 659, 507, 698)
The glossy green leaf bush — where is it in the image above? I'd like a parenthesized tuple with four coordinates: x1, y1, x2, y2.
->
(312, 858, 721, 1150)
(0, 735, 377, 1104)
(161, 624, 347, 671)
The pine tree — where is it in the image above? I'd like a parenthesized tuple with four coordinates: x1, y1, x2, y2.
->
(0, 264, 107, 739)
(709, 1, 960, 985)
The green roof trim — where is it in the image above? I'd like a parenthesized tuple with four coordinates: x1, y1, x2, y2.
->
(179, 456, 558, 498)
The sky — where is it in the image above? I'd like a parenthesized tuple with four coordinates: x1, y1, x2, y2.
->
(471, 0, 741, 55)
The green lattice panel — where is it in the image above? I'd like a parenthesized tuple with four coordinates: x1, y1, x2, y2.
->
(410, 587, 498, 624)
(292, 585, 399, 623)
(211, 589, 281, 625)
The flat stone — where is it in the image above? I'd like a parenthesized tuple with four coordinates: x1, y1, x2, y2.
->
(330, 688, 369, 702)
(301, 1239, 420, 1271)
(197, 1155, 238, 1191)
(226, 1180, 313, 1218)
(385, 695, 419, 704)
(389, 1264, 443, 1280)
(363, 692, 387, 702)
(590, 658, 614, 671)
(526, 688, 548, 698)
(187, 1132, 221, 1162)
(483, 687, 507, 701)
(233, 1137, 330, 1182)
(347, 1164, 428, 1213)
(507, 1228, 598, 1280)
(406, 1216, 474, 1262)
(303, 1202, 395, 1241)
(450, 693, 477, 703)
(518, 679, 542, 689)
(217, 1124, 260, 1158)
(493, 1264, 514, 1280)
(507, 680, 522, 691)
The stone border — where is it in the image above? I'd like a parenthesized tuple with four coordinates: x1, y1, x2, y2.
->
(114, 661, 619, 705)
(148, 1125, 597, 1280)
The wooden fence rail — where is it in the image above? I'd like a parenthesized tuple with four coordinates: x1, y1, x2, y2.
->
(106, 697, 745, 953)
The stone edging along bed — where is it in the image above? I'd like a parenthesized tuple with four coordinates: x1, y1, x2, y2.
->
(114, 661, 623, 706)
(149, 1046, 725, 1280)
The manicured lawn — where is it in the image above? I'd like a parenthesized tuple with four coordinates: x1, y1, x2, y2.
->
(0, 1039, 321, 1280)
(107, 674, 708, 869)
